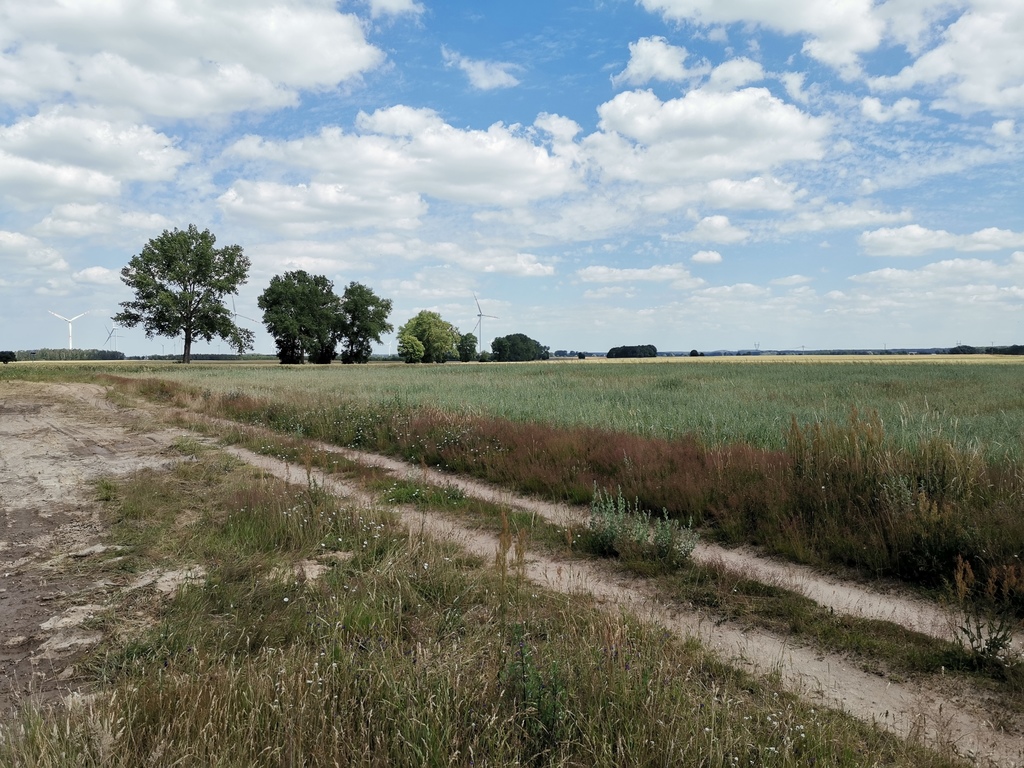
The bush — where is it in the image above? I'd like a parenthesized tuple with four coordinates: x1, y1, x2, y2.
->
(0, 351, 16, 364)
(580, 486, 698, 568)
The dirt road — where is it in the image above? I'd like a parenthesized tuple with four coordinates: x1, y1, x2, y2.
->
(2, 381, 1022, 765)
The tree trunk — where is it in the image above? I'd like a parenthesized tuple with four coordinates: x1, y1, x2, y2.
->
(182, 334, 192, 364)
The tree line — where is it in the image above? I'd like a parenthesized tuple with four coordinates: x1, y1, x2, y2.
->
(113, 225, 551, 365)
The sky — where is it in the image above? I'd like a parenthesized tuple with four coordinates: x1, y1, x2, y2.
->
(1, 0, 1022, 357)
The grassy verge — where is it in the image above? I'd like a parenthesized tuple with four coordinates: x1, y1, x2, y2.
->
(95, 372, 1024, 617)
(0, 442, 966, 767)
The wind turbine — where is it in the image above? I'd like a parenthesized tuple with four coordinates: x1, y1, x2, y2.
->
(103, 322, 120, 352)
(231, 297, 258, 324)
(48, 310, 91, 349)
(473, 293, 498, 354)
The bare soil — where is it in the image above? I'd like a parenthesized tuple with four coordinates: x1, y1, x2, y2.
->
(2, 381, 1023, 765)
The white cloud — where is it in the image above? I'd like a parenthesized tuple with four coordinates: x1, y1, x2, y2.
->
(771, 274, 812, 286)
(993, 119, 1016, 138)
(218, 181, 426, 235)
(638, 0, 884, 75)
(704, 176, 800, 210)
(577, 262, 704, 289)
(227, 108, 581, 209)
(778, 203, 912, 233)
(34, 204, 173, 238)
(610, 36, 709, 87)
(72, 266, 119, 285)
(0, 151, 120, 204)
(442, 47, 520, 90)
(368, 0, 423, 18)
(859, 224, 1024, 256)
(860, 96, 921, 122)
(681, 215, 751, 244)
(0, 109, 188, 181)
(0, 1, 384, 118)
(691, 250, 722, 263)
(0, 230, 68, 272)
(588, 87, 829, 183)
(869, 3, 1024, 114)
(705, 58, 765, 92)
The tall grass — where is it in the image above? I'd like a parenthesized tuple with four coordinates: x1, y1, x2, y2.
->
(0, 453, 963, 767)
(56, 356, 1024, 458)
(100, 373, 1024, 612)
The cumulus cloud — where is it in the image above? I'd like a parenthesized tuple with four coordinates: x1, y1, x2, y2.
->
(778, 203, 912, 233)
(368, 0, 423, 18)
(681, 215, 751, 244)
(442, 46, 520, 90)
(869, 4, 1024, 114)
(691, 250, 722, 263)
(226, 107, 581, 212)
(72, 266, 119, 285)
(610, 36, 709, 87)
(587, 87, 829, 183)
(0, 0, 384, 118)
(705, 58, 765, 92)
(0, 230, 68, 272)
(0, 109, 188, 181)
(860, 96, 920, 122)
(859, 224, 1024, 256)
(34, 204, 173, 238)
(218, 181, 427, 235)
(638, 0, 884, 75)
(577, 262, 705, 289)
(771, 274, 812, 286)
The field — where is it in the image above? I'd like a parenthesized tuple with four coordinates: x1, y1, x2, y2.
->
(102, 355, 1024, 454)
(2, 358, 1024, 765)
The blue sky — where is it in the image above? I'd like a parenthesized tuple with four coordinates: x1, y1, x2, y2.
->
(1, 0, 1022, 356)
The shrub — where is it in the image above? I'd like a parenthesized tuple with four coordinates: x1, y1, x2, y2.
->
(580, 486, 698, 568)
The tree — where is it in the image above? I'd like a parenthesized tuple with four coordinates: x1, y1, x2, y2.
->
(115, 225, 254, 364)
(258, 270, 344, 365)
(0, 351, 15, 364)
(491, 333, 549, 362)
(607, 344, 657, 359)
(397, 311, 459, 363)
(337, 282, 393, 364)
(457, 332, 478, 362)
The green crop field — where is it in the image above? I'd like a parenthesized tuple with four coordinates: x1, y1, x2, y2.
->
(95, 355, 1024, 457)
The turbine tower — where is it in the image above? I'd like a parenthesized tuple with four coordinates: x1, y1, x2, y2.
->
(48, 310, 89, 350)
(473, 293, 498, 354)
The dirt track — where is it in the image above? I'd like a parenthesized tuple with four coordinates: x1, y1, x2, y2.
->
(2, 380, 1023, 765)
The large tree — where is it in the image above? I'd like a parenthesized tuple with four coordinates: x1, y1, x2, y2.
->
(491, 333, 549, 362)
(258, 270, 344, 364)
(457, 332, 478, 362)
(397, 311, 459, 363)
(115, 225, 254, 364)
(337, 282, 393, 364)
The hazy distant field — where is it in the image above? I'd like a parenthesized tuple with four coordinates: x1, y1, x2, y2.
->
(98, 355, 1024, 456)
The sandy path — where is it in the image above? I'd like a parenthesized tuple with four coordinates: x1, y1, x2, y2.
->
(3, 381, 1022, 764)
(223, 442, 1023, 766)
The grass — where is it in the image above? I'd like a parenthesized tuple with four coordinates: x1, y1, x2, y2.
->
(0, 441, 968, 767)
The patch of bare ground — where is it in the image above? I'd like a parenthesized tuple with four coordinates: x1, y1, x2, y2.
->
(2, 381, 1023, 764)
(0, 380, 188, 714)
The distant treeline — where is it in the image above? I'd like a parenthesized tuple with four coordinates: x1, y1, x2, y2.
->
(607, 344, 658, 359)
(14, 348, 126, 361)
(950, 344, 1024, 355)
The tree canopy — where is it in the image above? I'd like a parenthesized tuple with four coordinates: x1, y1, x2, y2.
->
(258, 270, 344, 364)
(114, 225, 254, 364)
(457, 332, 478, 362)
(259, 275, 393, 365)
(397, 311, 459, 363)
(337, 282, 393, 364)
(491, 333, 549, 362)
(606, 344, 657, 359)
